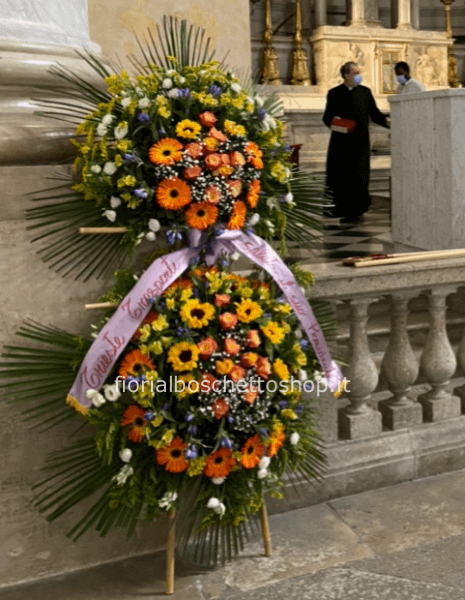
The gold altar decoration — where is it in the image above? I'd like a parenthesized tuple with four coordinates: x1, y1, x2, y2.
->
(441, 0, 460, 87)
(290, 0, 311, 85)
(260, 0, 282, 84)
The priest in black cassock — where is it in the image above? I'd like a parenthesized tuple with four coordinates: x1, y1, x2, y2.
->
(322, 62, 390, 224)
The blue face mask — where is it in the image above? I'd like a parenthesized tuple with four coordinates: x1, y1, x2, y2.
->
(353, 74, 362, 86)
(397, 74, 407, 85)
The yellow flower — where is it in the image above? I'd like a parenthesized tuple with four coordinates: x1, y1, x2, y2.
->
(117, 175, 137, 188)
(115, 140, 132, 152)
(166, 298, 176, 310)
(281, 322, 291, 334)
(152, 315, 169, 331)
(121, 192, 132, 202)
(114, 154, 123, 167)
(152, 414, 163, 427)
(270, 161, 290, 184)
(273, 358, 290, 381)
(180, 299, 215, 328)
(127, 198, 141, 209)
(158, 107, 171, 119)
(187, 457, 207, 476)
(237, 285, 253, 299)
(180, 288, 193, 302)
(176, 119, 202, 139)
(176, 373, 197, 399)
(292, 343, 307, 367)
(149, 340, 164, 355)
(261, 321, 285, 345)
(138, 324, 152, 343)
(236, 299, 262, 323)
(167, 341, 199, 371)
(150, 428, 176, 449)
(161, 336, 173, 348)
(224, 120, 245, 137)
(134, 369, 158, 404)
(281, 408, 297, 420)
(276, 303, 292, 315)
(216, 358, 234, 375)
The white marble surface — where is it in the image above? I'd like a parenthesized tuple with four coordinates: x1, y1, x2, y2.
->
(0, 0, 94, 48)
(389, 89, 465, 250)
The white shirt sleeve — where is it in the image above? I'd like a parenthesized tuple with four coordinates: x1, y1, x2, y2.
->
(403, 79, 426, 94)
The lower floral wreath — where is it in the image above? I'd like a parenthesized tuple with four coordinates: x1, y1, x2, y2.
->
(0, 265, 329, 587)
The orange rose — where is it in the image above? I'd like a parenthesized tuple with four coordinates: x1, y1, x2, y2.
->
(209, 127, 227, 143)
(223, 338, 241, 356)
(250, 157, 264, 170)
(219, 312, 238, 331)
(256, 356, 271, 380)
(201, 372, 217, 393)
(183, 166, 202, 180)
(185, 142, 202, 158)
(219, 153, 230, 165)
(216, 358, 234, 375)
(214, 294, 231, 307)
(230, 364, 246, 383)
(227, 179, 243, 198)
(243, 385, 259, 405)
(197, 337, 218, 360)
(212, 398, 230, 419)
(204, 137, 219, 152)
(199, 111, 217, 127)
(246, 330, 261, 348)
(230, 151, 246, 167)
(240, 352, 259, 368)
(217, 165, 235, 177)
(205, 153, 222, 170)
(204, 185, 222, 204)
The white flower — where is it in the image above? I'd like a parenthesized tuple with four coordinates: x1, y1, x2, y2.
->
(298, 369, 308, 382)
(162, 78, 173, 89)
(85, 388, 99, 401)
(167, 88, 179, 98)
(231, 251, 241, 262)
(121, 97, 132, 108)
(114, 123, 128, 139)
(207, 497, 221, 510)
(255, 95, 264, 107)
(166, 69, 176, 76)
(290, 432, 300, 446)
(295, 328, 302, 339)
(113, 465, 134, 486)
(159, 491, 178, 509)
(267, 116, 277, 129)
(314, 371, 323, 382)
(104, 210, 117, 222)
(231, 82, 242, 94)
(284, 192, 294, 204)
(261, 120, 270, 132)
(257, 469, 268, 480)
(266, 198, 274, 209)
(212, 477, 226, 485)
(103, 161, 117, 175)
(299, 285, 306, 295)
(148, 218, 161, 232)
(90, 165, 102, 174)
(110, 196, 121, 209)
(91, 392, 106, 408)
(178, 76, 186, 84)
(248, 213, 260, 226)
(217, 502, 226, 517)
(103, 383, 121, 402)
(96, 123, 108, 137)
(138, 96, 150, 108)
(146, 231, 156, 242)
(258, 456, 271, 470)
(101, 114, 114, 126)
(119, 448, 133, 463)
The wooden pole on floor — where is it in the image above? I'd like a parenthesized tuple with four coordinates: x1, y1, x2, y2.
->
(165, 510, 176, 594)
(260, 502, 272, 556)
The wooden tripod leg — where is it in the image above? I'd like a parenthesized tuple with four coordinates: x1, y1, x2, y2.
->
(260, 502, 272, 556)
(165, 510, 176, 595)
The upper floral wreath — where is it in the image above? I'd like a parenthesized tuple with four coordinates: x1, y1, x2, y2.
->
(27, 17, 328, 279)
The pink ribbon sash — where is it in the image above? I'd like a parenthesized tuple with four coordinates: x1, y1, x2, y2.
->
(68, 230, 343, 407)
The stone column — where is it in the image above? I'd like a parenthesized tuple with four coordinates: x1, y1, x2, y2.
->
(378, 292, 422, 430)
(418, 287, 461, 421)
(411, 0, 420, 29)
(348, 0, 367, 27)
(314, 0, 327, 28)
(338, 297, 382, 440)
(396, 0, 412, 29)
(390, 0, 399, 29)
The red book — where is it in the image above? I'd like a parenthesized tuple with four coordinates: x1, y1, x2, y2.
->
(330, 117, 356, 134)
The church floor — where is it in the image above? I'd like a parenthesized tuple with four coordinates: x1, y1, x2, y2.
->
(2, 468, 465, 599)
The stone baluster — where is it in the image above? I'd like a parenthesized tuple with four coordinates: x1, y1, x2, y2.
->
(379, 291, 422, 429)
(396, 0, 412, 29)
(338, 297, 382, 440)
(453, 322, 465, 412)
(418, 287, 461, 421)
(347, 0, 367, 27)
(411, 0, 420, 29)
(314, 0, 327, 27)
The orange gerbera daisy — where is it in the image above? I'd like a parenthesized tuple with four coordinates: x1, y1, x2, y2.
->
(156, 437, 189, 473)
(149, 138, 183, 165)
(268, 426, 285, 457)
(119, 349, 155, 379)
(240, 434, 264, 469)
(156, 178, 191, 210)
(246, 180, 260, 208)
(245, 141, 263, 160)
(132, 311, 159, 341)
(204, 448, 236, 478)
(120, 405, 149, 443)
(227, 200, 247, 230)
(185, 202, 218, 230)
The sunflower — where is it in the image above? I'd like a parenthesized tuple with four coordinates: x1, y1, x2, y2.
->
(236, 298, 263, 323)
(148, 138, 183, 165)
(240, 434, 265, 469)
(227, 200, 247, 230)
(120, 405, 149, 443)
(185, 202, 218, 230)
(156, 178, 191, 210)
(246, 180, 260, 208)
(176, 119, 202, 139)
(268, 426, 285, 457)
(156, 437, 189, 473)
(204, 448, 236, 478)
(167, 341, 199, 371)
(261, 321, 285, 345)
(119, 349, 155, 379)
(180, 298, 215, 328)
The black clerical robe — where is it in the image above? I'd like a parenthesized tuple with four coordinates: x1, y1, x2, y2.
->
(322, 84, 389, 219)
